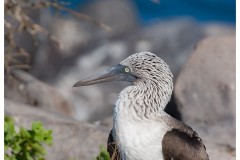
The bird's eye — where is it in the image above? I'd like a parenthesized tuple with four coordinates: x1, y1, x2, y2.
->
(124, 67, 130, 73)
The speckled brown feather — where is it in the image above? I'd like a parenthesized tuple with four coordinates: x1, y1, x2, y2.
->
(107, 129, 121, 160)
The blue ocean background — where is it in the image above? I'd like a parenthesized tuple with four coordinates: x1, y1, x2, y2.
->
(57, 0, 236, 25)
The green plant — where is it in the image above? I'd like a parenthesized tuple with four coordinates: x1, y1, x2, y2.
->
(4, 116, 53, 160)
(96, 145, 110, 160)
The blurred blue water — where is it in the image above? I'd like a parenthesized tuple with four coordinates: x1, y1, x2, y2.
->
(133, 0, 235, 25)
(59, 0, 236, 25)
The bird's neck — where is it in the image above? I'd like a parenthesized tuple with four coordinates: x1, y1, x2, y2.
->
(114, 80, 172, 121)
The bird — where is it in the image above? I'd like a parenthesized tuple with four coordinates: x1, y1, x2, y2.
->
(73, 52, 209, 160)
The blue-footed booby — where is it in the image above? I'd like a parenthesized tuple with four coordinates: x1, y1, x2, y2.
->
(73, 52, 208, 160)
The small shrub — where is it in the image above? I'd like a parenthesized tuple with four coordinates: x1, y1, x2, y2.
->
(96, 145, 110, 160)
(4, 116, 53, 160)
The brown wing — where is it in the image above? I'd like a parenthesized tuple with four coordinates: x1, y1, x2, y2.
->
(162, 129, 209, 160)
(107, 129, 121, 160)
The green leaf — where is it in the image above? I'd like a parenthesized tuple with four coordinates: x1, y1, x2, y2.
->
(12, 144, 21, 154)
(32, 122, 44, 132)
(96, 145, 110, 160)
(4, 116, 53, 160)
(31, 143, 46, 155)
(20, 127, 31, 138)
(4, 116, 16, 141)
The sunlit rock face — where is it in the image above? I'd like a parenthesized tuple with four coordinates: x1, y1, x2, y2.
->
(175, 35, 236, 160)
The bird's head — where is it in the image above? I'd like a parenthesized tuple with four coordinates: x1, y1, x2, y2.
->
(73, 52, 173, 89)
(74, 52, 174, 115)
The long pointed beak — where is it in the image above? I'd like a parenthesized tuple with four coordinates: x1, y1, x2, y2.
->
(73, 65, 136, 87)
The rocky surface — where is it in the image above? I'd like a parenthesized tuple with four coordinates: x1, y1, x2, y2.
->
(205, 142, 235, 160)
(5, 70, 75, 117)
(5, 99, 110, 160)
(175, 35, 236, 159)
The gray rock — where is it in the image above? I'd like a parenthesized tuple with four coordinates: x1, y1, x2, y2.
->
(203, 23, 236, 37)
(81, 0, 138, 37)
(5, 70, 74, 117)
(174, 35, 236, 158)
(95, 116, 113, 129)
(205, 142, 235, 160)
(5, 99, 110, 160)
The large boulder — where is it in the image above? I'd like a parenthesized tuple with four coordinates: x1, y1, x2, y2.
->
(5, 70, 74, 117)
(175, 35, 236, 159)
(5, 99, 110, 160)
